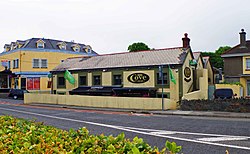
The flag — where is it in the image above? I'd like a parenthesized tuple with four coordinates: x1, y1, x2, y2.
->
(168, 65, 176, 84)
(64, 70, 75, 84)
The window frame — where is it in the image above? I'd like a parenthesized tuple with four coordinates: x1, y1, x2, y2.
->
(93, 75, 101, 86)
(12, 60, 15, 69)
(37, 42, 44, 49)
(41, 59, 48, 68)
(113, 74, 122, 85)
(246, 58, 250, 69)
(79, 75, 87, 86)
(57, 76, 66, 89)
(33, 59, 40, 68)
(156, 72, 168, 85)
(15, 59, 19, 68)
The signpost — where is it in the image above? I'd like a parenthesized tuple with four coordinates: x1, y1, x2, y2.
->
(159, 65, 164, 110)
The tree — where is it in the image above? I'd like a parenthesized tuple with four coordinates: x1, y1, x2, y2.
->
(201, 46, 231, 70)
(127, 42, 150, 52)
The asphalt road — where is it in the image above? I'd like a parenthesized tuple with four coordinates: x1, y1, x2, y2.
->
(0, 98, 250, 154)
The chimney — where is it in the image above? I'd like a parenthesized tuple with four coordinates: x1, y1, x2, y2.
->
(239, 29, 246, 47)
(182, 33, 190, 48)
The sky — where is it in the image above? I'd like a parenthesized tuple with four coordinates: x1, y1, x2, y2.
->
(0, 0, 249, 54)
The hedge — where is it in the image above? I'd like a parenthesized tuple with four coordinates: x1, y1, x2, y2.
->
(180, 99, 250, 112)
(0, 116, 182, 154)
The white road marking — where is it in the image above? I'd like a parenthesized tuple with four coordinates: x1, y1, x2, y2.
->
(197, 137, 249, 142)
(0, 107, 250, 150)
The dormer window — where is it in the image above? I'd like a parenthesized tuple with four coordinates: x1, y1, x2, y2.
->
(75, 47, 80, 52)
(85, 45, 92, 53)
(36, 39, 45, 49)
(61, 44, 66, 50)
(4, 44, 10, 52)
(71, 44, 80, 52)
(57, 42, 67, 50)
(37, 42, 44, 49)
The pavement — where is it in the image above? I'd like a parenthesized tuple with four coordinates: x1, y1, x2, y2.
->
(28, 103, 250, 119)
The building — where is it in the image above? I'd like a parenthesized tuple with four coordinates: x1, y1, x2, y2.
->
(221, 29, 250, 97)
(0, 38, 98, 92)
(51, 34, 208, 101)
(193, 52, 214, 85)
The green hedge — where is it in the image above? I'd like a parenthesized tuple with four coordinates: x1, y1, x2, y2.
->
(0, 116, 182, 154)
(180, 99, 250, 112)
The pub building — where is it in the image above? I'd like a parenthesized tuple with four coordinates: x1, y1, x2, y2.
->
(51, 34, 208, 102)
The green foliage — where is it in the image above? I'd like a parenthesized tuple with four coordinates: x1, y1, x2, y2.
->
(128, 42, 150, 52)
(201, 46, 231, 70)
(165, 141, 182, 154)
(0, 116, 182, 154)
(219, 81, 243, 87)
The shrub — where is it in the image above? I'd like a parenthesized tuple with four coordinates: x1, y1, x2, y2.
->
(180, 99, 250, 112)
(0, 116, 182, 154)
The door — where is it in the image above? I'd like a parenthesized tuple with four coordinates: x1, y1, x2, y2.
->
(21, 78, 26, 90)
(14, 78, 19, 89)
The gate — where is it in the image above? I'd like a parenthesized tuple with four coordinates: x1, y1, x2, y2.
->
(208, 85, 215, 100)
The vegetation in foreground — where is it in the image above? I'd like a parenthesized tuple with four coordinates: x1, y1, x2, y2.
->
(0, 116, 182, 154)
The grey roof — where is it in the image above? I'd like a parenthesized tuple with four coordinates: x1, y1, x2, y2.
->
(3, 38, 98, 54)
(193, 52, 201, 60)
(52, 47, 188, 72)
(221, 41, 250, 57)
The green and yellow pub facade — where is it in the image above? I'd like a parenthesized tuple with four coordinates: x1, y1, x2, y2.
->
(51, 34, 207, 102)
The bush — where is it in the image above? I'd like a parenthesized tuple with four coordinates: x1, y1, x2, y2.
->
(180, 99, 250, 112)
(0, 116, 182, 154)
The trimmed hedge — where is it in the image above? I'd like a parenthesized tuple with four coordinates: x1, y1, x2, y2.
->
(180, 99, 250, 112)
(0, 116, 182, 154)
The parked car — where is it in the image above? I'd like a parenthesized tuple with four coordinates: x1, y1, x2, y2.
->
(213, 88, 234, 99)
(8, 89, 29, 99)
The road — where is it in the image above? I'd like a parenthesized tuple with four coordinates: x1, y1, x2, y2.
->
(0, 98, 249, 154)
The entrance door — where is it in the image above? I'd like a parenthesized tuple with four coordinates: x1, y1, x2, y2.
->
(14, 78, 19, 89)
(21, 78, 26, 90)
(247, 80, 250, 96)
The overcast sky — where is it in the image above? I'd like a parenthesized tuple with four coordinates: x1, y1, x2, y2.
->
(0, 0, 249, 54)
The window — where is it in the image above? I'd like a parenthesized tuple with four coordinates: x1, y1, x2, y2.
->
(27, 77, 40, 90)
(113, 74, 122, 85)
(33, 59, 40, 68)
(57, 76, 66, 88)
(41, 59, 47, 68)
(157, 73, 168, 84)
(15, 59, 19, 68)
(79, 76, 87, 86)
(93, 75, 101, 85)
(7, 61, 10, 69)
(61, 44, 66, 50)
(12, 60, 15, 69)
(37, 42, 44, 49)
(75, 47, 79, 52)
(246, 58, 250, 69)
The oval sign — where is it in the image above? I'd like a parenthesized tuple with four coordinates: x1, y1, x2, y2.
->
(127, 73, 150, 83)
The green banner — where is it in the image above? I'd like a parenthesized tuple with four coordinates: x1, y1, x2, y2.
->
(64, 70, 75, 85)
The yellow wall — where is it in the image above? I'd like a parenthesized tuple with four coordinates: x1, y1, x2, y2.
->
(0, 50, 84, 90)
(102, 72, 112, 86)
(182, 69, 208, 100)
(182, 50, 194, 94)
(24, 93, 177, 110)
(169, 67, 179, 101)
(123, 70, 155, 87)
(206, 61, 214, 85)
